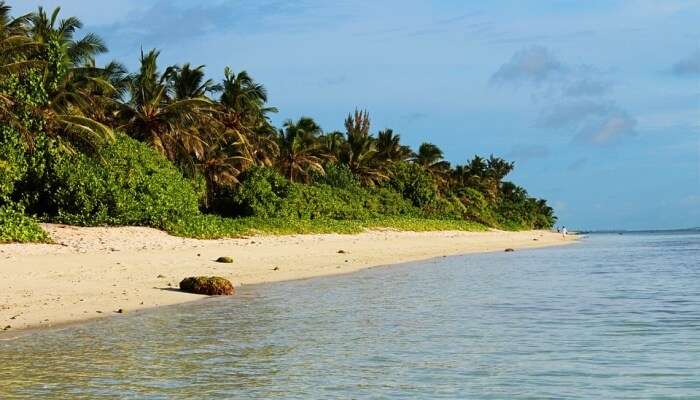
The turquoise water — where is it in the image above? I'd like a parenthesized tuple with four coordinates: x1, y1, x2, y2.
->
(1, 232, 699, 399)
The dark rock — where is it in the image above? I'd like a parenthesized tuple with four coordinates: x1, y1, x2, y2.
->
(505, 248, 515, 252)
(116, 309, 124, 314)
(157, 274, 166, 278)
(179, 276, 235, 296)
(3, 325, 10, 331)
(272, 267, 279, 271)
(337, 250, 347, 254)
(216, 256, 234, 263)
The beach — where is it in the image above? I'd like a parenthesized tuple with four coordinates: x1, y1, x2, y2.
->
(0, 225, 576, 333)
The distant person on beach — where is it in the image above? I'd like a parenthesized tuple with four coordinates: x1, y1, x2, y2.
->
(562, 227, 567, 238)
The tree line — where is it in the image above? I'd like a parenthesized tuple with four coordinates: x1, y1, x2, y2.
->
(0, 2, 556, 240)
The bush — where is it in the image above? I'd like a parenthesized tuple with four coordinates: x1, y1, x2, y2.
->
(219, 166, 291, 218)
(456, 187, 498, 226)
(385, 162, 440, 208)
(313, 163, 359, 189)
(365, 187, 418, 217)
(0, 204, 49, 243)
(20, 134, 200, 227)
(220, 166, 424, 220)
(0, 127, 28, 204)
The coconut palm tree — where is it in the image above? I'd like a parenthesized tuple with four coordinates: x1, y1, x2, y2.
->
(376, 128, 411, 163)
(320, 130, 346, 162)
(486, 155, 514, 181)
(197, 144, 249, 210)
(0, 2, 36, 73)
(168, 63, 220, 100)
(118, 49, 214, 167)
(217, 67, 278, 166)
(0, 1, 37, 137)
(22, 6, 115, 152)
(412, 142, 450, 188)
(277, 117, 325, 182)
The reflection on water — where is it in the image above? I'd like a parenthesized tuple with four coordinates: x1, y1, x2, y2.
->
(2, 232, 700, 399)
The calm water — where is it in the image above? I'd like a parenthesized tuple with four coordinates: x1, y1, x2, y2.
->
(2, 232, 699, 399)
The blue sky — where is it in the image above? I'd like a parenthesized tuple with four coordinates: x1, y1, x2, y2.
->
(13, 0, 700, 230)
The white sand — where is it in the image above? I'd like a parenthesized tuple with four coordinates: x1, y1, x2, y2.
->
(0, 224, 576, 333)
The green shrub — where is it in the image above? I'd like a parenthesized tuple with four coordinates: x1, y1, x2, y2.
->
(385, 161, 440, 208)
(365, 187, 418, 217)
(422, 193, 465, 220)
(21, 134, 200, 227)
(220, 166, 424, 221)
(0, 204, 49, 243)
(219, 166, 291, 217)
(0, 127, 28, 204)
(313, 163, 359, 189)
(456, 187, 498, 226)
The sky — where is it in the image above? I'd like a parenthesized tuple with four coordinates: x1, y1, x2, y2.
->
(12, 0, 700, 230)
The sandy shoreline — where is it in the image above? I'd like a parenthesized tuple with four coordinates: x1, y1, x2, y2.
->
(1, 224, 577, 334)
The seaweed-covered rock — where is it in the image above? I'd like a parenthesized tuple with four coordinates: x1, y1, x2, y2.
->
(179, 276, 235, 295)
(216, 256, 234, 263)
(504, 248, 515, 252)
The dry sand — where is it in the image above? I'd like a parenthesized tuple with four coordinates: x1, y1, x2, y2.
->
(0, 224, 577, 333)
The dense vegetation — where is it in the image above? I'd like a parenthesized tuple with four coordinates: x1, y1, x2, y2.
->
(0, 2, 555, 242)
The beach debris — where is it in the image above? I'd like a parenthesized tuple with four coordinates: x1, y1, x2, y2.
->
(180, 276, 235, 295)
(157, 274, 166, 278)
(197, 253, 201, 257)
(3, 325, 10, 331)
(96, 310, 103, 314)
(215, 256, 234, 263)
(116, 309, 124, 314)
(504, 248, 515, 252)
(337, 250, 347, 254)
(272, 267, 279, 271)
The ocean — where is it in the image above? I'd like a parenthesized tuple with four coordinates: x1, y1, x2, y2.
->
(2, 231, 699, 399)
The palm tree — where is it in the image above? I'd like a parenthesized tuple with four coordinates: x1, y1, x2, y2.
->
(0, 1, 37, 136)
(197, 144, 249, 210)
(413, 142, 450, 187)
(320, 130, 346, 162)
(218, 67, 278, 168)
(168, 63, 220, 100)
(486, 155, 514, 181)
(342, 109, 387, 185)
(376, 129, 411, 163)
(277, 117, 325, 182)
(23, 6, 114, 152)
(118, 49, 214, 167)
(27, 6, 107, 66)
(0, 2, 36, 73)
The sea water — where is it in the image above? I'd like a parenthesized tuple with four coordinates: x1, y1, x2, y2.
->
(1, 231, 699, 399)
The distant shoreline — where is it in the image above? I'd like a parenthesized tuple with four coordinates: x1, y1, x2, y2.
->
(0, 224, 577, 336)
